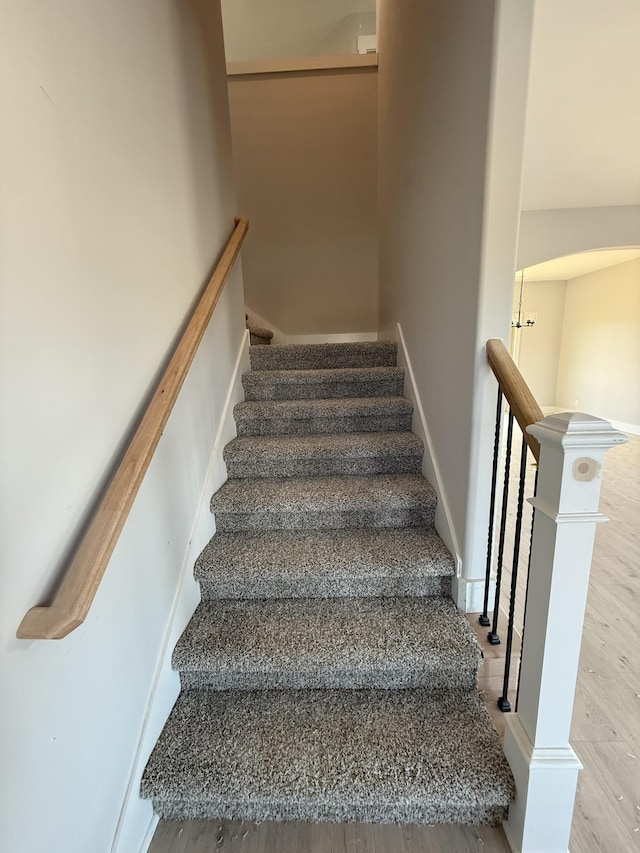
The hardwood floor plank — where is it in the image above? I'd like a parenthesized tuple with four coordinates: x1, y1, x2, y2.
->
(149, 820, 512, 853)
(570, 741, 640, 852)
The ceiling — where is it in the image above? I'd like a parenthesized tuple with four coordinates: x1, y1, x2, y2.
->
(521, 0, 640, 210)
(517, 248, 640, 282)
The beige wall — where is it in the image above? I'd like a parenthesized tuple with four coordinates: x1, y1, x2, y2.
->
(0, 2, 244, 851)
(221, 0, 375, 61)
(378, 0, 533, 588)
(228, 67, 378, 335)
(514, 280, 567, 407)
(556, 258, 640, 426)
(518, 204, 640, 269)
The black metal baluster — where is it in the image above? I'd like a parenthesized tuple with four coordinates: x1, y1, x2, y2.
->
(479, 386, 503, 627)
(488, 409, 515, 645)
(516, 467, 539, 713)
(498, 435, 529, 712)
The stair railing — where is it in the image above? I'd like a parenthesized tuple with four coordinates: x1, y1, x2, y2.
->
(17, 217, 249, 640)
(483, 338, 627, 852)
(479, 339, 543, 712)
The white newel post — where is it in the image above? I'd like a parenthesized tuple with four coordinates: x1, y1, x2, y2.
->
(502, 412, 627, 853)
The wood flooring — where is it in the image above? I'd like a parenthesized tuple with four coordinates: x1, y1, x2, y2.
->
(148, 433, 640, 853)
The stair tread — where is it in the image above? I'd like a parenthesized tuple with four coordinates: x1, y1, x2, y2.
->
(195, 527, 454, 599)
(141, 687, 515, 824)
(211, 474, 436, 531)
(242, 367, 405, 401)
(234, 396, 413, 435)
(212, 473, 435, 515)
(224, 432, 424, 462)
(246, 323, 273, 339)
(235, 396, 413, 419)
(250, 341, 397, 371)
(173, 595, 480, 690)
(197, 527, 454, 579)
(244, 366, 404, 385)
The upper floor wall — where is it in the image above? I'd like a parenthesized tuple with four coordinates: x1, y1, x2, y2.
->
(522, 0, 640, 210)
(221, 0, 376, 62)
(228, 62, 378, 335)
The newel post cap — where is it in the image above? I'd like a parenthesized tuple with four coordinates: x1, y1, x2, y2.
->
(526, 411, 628, 453)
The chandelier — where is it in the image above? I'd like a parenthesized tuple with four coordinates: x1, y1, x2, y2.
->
(512, 268, 537, 328)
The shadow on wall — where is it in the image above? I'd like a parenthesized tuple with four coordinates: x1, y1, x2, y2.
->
(512, 247, 640, 434)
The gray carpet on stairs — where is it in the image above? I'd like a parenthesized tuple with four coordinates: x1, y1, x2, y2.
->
(173, 595, 481, 691)
(249, 341, 397, 371)
(194, 527, 454, 599)
(223, 432, 424, 478)
(141, 339, 515, 827)
(141, 688, 514, 825)
(246, 323, 273, 340)
(210, 474, 437, 531)
(242, 366, 405, 401)
(234, 396, 414, 435)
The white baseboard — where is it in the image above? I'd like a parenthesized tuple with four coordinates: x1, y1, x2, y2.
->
(453, 576, 496, 613)
(110, 330, 250, 853)
(137, 816, 159, 853)
(394, 323, 463, 582)
(609, 418, 640, 437)
(285, 331, 379, 344)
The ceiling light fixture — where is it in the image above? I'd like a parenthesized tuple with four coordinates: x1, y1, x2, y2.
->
(512, 268, 537, 328)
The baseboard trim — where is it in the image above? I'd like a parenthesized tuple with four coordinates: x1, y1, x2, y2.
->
(394, 323, 462, 581)
(137, 815, 159, 853)
(610, 418, 640, 437)
(109, 329, 250, 853)
(285, 332, 379, 344)
(453, 576, 496, 614)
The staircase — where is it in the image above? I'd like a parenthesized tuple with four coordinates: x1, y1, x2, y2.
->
(246, 314, 273, 346)
(141, 341, 514, 827)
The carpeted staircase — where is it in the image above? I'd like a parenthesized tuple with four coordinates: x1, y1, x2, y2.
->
(141, 341, 514, 826)
(246, 314, 273, 346)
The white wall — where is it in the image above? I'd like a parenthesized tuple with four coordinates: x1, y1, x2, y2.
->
(228, 66, 378, 335)
(556, 258, 640, 428)
(518, 204, 640, 269)
(221, 0, 375, 62)
(521, 0, 640, 211)
(378, 0, 533, 601)
(514, 280, 567, 407)
(0, 3, 244, 852)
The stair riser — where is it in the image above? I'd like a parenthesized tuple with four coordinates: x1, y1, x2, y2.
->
(243, 377, 404, 401)
(224, 455, 423, 479)
(235, 413, 413, 436)
(197, 575, 451, 600)
(213, 506, 435, 533)
(250, 343, 397, 371)
(249, 335, 271, 346)
(150, 799, 509, 827)
(178, 667, 477, 692)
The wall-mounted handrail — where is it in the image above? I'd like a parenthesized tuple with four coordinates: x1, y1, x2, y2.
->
(17, 217, 249, 640)
(486, 338, 543, 462)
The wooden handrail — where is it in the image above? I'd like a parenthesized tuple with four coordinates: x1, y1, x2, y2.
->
(486, 338, 543, 463)
(17, 217, 249, 640)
